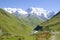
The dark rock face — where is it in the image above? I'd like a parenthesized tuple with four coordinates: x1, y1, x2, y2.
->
(34, 25, 43, 31)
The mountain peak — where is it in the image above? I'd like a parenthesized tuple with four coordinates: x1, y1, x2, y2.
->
(3, 7, 55, 19)
(27, 7, 48, 13)
(27, 7, 55, 19)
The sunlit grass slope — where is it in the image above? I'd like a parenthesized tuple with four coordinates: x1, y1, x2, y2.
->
(0, 8, 36, 40)
(0, 8, 34, 35)
(41, 11, 60, 31)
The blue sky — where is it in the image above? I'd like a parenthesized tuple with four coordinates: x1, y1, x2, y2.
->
(0, 0, 60, 12)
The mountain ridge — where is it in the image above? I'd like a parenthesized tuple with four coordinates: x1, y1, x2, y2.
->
(41, 11, 60, 31)
(3, 7, 55, 19)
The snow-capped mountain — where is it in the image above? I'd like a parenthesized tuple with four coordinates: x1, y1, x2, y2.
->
(3, 7, 55, 19)
(27, 7, 55, 19)
(4, 8, 28, 14)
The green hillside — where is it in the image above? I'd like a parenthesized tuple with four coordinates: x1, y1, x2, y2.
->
(35, 11, 60, 40)
(0, 8, 36, 40)
(41, 11, 60, 32)
(13, 13, 44, 27)
(1, 8, 60, 40)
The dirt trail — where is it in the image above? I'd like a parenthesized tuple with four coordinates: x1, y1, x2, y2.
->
(51, 32, 60, 34)
(50, 32, 60, 40)
(51, 35, 56, 40)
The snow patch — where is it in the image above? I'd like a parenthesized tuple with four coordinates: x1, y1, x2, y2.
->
(4, 8, 28, 14)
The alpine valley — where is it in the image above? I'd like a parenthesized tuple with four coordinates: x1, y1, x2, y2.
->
(0, 7, 59, 40)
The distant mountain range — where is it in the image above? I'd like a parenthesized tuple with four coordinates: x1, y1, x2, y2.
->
(3, 7, 58, 27)
(4, 7, 55, 19)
